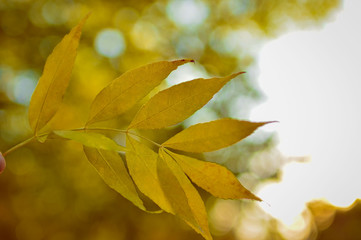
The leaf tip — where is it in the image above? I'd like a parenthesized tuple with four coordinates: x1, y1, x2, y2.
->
(253, 195, 263, 202)
(260, 120, 279, 127)
(81, 12, 92, 22)
(241, 188, 262, 202)
(235, 71, 246, 77)
(73, 12, 91, 34)
(222, 71, 245, 82)
(0, 152, 6, 174)
(175, 58, 195, 64)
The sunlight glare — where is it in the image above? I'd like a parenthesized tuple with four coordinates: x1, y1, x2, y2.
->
(251, 0, 361, 224)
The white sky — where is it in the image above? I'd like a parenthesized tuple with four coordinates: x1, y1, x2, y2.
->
(250, 0, 361, 224)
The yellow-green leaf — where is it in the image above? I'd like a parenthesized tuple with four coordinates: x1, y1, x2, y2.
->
(87, 59, 193, 125)
(54, 130, 126, 152)
(28, 15, 89, 136)
(165, 150, 261, 201)
(83, 147, 147, 211)
(159, 148, 213, 240)
(128, 72, 244, 129)
(163, 119, 271, 152)
(125, 136, 173, 213)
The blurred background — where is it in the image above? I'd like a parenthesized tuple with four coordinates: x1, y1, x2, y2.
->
(1, 0, 360, 239)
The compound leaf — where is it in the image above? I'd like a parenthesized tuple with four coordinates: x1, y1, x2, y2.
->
(54, 130, 126, 152)
(83, 147, 147, 211)
(29, 15, 88, 136)
(128, 72, 244, 129)
(165, 150, 261, 201)
(87, 59, 193, 125)
(163, 119, 271, 152)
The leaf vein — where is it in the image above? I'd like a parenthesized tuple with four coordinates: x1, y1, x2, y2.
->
(34, 30, 77, 133)
(132, 83, 222, 128)
(90, 74, 145, 123)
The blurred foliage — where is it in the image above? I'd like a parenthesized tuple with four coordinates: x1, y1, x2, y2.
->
(314, 199, 361, 240)
(0, 0, 341, 239)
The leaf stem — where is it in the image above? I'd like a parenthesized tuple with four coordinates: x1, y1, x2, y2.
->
(72, 127, 162, 148)
(2, 127, 162, 157)
(3, 136, 36, 157)
(127, 131, 162, 148)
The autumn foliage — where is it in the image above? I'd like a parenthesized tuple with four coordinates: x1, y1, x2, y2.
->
(1, 15, 271, 240)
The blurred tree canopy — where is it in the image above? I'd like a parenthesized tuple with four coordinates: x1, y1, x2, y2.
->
(0, 0, 340, 240)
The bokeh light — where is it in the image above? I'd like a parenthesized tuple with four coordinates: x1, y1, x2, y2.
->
(13, 70, 38, 105)
(166, 0, 209, 29)
(94, 29, 126, 58)
(130, 21, 160, 51)
(41, 0, 71, 25)
(175, 35, 204, 59)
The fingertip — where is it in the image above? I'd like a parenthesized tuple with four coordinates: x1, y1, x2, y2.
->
(0, 152, 6, 174)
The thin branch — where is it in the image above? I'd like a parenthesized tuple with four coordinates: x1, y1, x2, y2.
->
(71, 127, 162, 148)
(3, 136, 36, 157)
(127, 131, 162, 148)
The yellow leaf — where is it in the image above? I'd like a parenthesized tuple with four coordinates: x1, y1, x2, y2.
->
(128, 72, 244, 129)
(87, 59, 194, 125)
(163, 119, 271, 152)
(125, 135, 173, 213)
(28, 15, 89, 136)
(54, 130, 126, 152)
(83, 147, 147, 211)
(159, 148, 213, 240)
(165, 149, 261, 201)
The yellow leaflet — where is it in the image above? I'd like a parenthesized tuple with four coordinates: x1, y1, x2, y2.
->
(163, 119, 271, 152)
(159, 148, 212, 240)
(83, 147, 148, 211)
(125, 136, 173, 213)
(28, 15, 89, 136)
(87, 59, 193, 125)
(128, 72, 244, 129)
(165, 150, 261, 201)
(54, 130, 126, 152)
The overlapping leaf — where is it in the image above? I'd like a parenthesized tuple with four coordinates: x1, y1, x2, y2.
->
(83, 147, 147, 211)
(159, 149, 212, 240)
(165, 149, 260, 201)
(126, 136, 173, 213)
(87, 59, 193, 125)
(126, 137, 212, 240)
(163, 119, 271, 152)
(28, 15, 89, 136)
(54, 130, 126, 152)
(128, 72, 244, 129)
